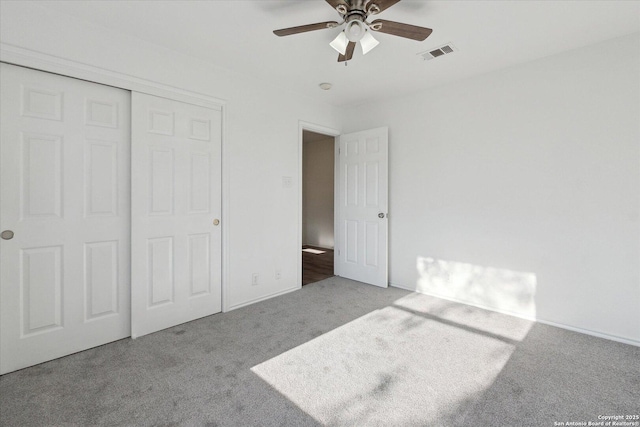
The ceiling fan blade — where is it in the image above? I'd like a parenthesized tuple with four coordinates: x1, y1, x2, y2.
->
(325, 0, 349, 13)
(274, 21, 340, 37)
(338, 41, 356, 62)
(369, 19, 433, 41)
(370, 0, 402, 13)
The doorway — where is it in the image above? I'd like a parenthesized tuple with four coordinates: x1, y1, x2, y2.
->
(301, 130, 336, 285)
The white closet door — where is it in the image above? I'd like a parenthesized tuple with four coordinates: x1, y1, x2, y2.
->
(335, 127, 389, 288)
(0, 64, 131, 374)
(131, 92, 222, 338)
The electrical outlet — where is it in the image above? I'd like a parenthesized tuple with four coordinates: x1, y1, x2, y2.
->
(275, 270, 281, 280)
(252, 273, 259, 286)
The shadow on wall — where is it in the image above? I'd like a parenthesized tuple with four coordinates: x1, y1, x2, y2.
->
(416, 256, 537, 319)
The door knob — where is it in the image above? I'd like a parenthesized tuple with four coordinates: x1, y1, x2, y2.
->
(1, 230, 14, 240)
(378, 213, 385, 218)
(212, 219, 220, 226)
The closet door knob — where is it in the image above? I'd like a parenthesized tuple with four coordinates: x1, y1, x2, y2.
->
(1, 230, 14, 240)
(212, 219, 220, 226)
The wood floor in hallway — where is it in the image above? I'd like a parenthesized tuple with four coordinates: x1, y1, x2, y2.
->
(302, 246, 334, 285)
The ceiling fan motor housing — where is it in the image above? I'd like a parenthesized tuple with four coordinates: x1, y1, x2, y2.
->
(344, 4, 370, 42)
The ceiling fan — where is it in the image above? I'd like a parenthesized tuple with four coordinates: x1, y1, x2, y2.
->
(273, 0, 433, 62)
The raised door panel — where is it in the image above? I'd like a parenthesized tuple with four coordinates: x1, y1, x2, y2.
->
(85, 99, 118, 128)
(189, 153, 211, 214)
(85, 140, 118, 217)
(364, 222, 379, 268)
(21, 246, 63, 335)
(148, 110, 174, 136)
(345, 220, 359, 264)
(364, 162, 379, 208)
(189, 118, 210, 141)
(188, 233, 211, 297)
(345, 163, 359, 207)
(85, 241, 119, 320)
(149, 148, 175, 216)
(21, 133, 63, 219)
(21, 86, 63, 121)
(147, 237, 175, 307)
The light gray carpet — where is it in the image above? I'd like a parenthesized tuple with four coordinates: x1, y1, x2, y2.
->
(1, 277, 638, 426)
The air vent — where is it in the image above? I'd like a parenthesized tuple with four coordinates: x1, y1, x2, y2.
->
(419, 43, 457, 61)
(441, 45, 454, 54)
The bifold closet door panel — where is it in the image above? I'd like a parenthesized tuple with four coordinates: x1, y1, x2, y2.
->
(0, 63, 131, 374)
(131, 92, 222, 338)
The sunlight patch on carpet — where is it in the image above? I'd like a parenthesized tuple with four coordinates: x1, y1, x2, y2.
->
(251, 293, 533, 426)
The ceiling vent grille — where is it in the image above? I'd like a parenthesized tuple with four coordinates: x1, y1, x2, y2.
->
(419, 43, 457, 61)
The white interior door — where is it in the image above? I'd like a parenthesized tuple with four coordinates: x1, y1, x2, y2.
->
(335, 127, 389, 287)
(131, 92, 222, 338)
(0, 64, 131, 374)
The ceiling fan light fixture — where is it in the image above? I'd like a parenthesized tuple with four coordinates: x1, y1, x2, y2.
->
(330, 31, 349, 55)
(360, 30, 379, 55)
(345, 20, 365, 42)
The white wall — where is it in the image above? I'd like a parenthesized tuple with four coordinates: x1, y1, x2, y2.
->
(340, 32, 640, 344)
(302, 137, 335, 249)
(0, 2, 340, 310)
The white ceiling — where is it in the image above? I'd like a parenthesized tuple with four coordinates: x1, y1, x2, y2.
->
(36, 0, 640, 106)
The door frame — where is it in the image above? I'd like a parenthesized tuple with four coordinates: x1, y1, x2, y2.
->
(297, 121, 341, 287)
(0, 44, 232, 314)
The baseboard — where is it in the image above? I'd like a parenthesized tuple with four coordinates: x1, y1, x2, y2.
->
(532, 318, 640, 347)
(225, 285, 301, 312)
(390, 282, 640, 348)
(390, 282, 538, 321)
